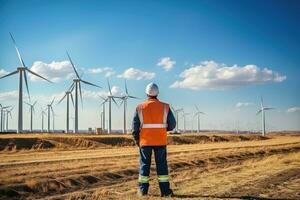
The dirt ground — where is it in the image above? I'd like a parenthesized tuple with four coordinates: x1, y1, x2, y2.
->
(0, 133, 299, 200)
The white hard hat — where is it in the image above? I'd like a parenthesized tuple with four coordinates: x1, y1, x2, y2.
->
(145, 82, 159, 96)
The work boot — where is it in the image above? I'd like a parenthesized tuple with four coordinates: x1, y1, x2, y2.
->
(161, 189, 174, 197)
(137, 189, 147, 197)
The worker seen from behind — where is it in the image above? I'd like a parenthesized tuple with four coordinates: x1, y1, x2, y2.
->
(132, 82, 176, 197)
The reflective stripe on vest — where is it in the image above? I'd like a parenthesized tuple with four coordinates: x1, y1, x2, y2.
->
(138, 103, 168, 129)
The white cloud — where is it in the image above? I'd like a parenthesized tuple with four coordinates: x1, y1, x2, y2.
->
(170, 61, 287, 90)
(81, 86, 123, 99)
(157, 57, 176, 71)
(86, 67, 116, 77)
(236, 102, 254, 108)
(117, 68, 155, 80)
(29, 61, 74, 82)
(0, 90, 18, 101)
(0, 69, 9, 77)
(287, 107, 300, 113)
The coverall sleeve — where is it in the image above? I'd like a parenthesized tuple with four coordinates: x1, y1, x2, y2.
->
(167, 108, 176, 131)
(131, 108, 141, 141)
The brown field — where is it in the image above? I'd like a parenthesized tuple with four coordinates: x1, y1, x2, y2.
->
(0, 133, 300, 200)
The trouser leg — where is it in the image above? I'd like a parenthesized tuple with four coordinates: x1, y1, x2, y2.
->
(154, 146, 171, 195)
(138, 146, 152, 194)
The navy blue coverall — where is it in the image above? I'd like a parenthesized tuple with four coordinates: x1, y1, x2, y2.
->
(132, 102, 176, 195)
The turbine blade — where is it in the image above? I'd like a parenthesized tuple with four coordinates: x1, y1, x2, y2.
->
(81, 79, 101, 88)
(256, 109, 262, 115)
(24, 102, 31, 106)
(50, 106, 54, 114)
(50, 98, 55, 106)
(0, 70, 18, 79)
(119, 100, 124, 107)
(58, 93, 67, 104)
(264, 107, 275, 111)
(107, 79, 112, 95)
(112, 97, 118, 106)
(23, 70, 30, 100)
(195, 105, 199, 111)
(33, 101, 37, 107)
(25, 68, 52, 83)
(125, 80, 128, 95)
(9, 32, 26, 68)
(66, 51, 80, 78)
(70, 93, 75, 107)
(68, 82, 75, 92)
(260, 96, 264, 108)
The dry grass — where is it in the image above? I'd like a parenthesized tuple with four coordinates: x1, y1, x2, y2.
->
(0, 133, 299, 200)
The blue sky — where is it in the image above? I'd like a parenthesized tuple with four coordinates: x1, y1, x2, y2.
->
(0, 0, 299, 131)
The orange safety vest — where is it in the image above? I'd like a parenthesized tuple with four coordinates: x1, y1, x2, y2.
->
(137, 98, 169, 146)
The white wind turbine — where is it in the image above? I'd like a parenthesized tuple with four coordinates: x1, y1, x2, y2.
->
(25, 101, 37, 132)
(119, 80, 139, 134)
(256, 97, 274, 136)
(99, 96, 108, 133)
(66, 52, 101, 133)
(58, 88, 74, 133)
(106, 79, 120, 134)
(182, 112, 191, 133)
(194, 105, 206, 133)
(172, 107, 183, 133)
(41, 109, 47, 132)
(0, 33, 52, 133)
(5, 107, 13, 131)
(46, 98, 55, 133)
(0, 104, 11, 132)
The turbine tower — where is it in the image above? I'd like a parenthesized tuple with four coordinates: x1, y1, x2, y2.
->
(41, 109, 47, 132)
(119, 80, 138, 134)
(58, 89, 74, 133)
(25, 101, 37, 132)
(66, 52, 101, 133)
(46, 98, 55, 133)
(194, 105, 206, 133)
(106, 79, 119, 134)
(0, 33, 52, 133)
(256, 97, 274, 136)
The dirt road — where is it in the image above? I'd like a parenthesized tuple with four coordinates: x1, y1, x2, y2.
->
(0, 134, 300, 200)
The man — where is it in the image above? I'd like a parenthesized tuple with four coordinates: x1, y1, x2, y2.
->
(132, 82, 176, 197)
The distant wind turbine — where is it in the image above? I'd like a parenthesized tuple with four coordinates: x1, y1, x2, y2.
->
(119, 80, 139, 134)
(256, 97, 274, 136)
(66, 51, 101, 133)
(0, 104, 11, 132)
(182, 112, 190, 133)
(46, 98, 55, 133)
(25, 101, 37, 132)
(0, 33, 52, 133)
(99, 96, 108, 133)
(106, 79, 120, 134)
(194, 105, 206, 133)
(58, 88, 75, 133)
(5, 107, 13, 131)
(41, 109, 47, 132)
(172, 107, 183, 133)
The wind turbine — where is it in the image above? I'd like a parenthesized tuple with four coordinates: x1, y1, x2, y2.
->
(0, 104, 11, 132)
(5, 107, 13, 131)
(41, 109, 47, 132)
(182, 112, 190, 133)
(172, 107, 183, 133)
(119, 80, 139, 134)
(194, 105, 206, 133)
(0, 33, 52, 133)
(256, 97, 274, 136)
(25, 101, 37, 132)
(106, 79, 119, 134)
(99, 96, 108, 133)
(46, 98, 55, 133)
(58, 88, 74, 133)
(66, 52, 101, 133)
